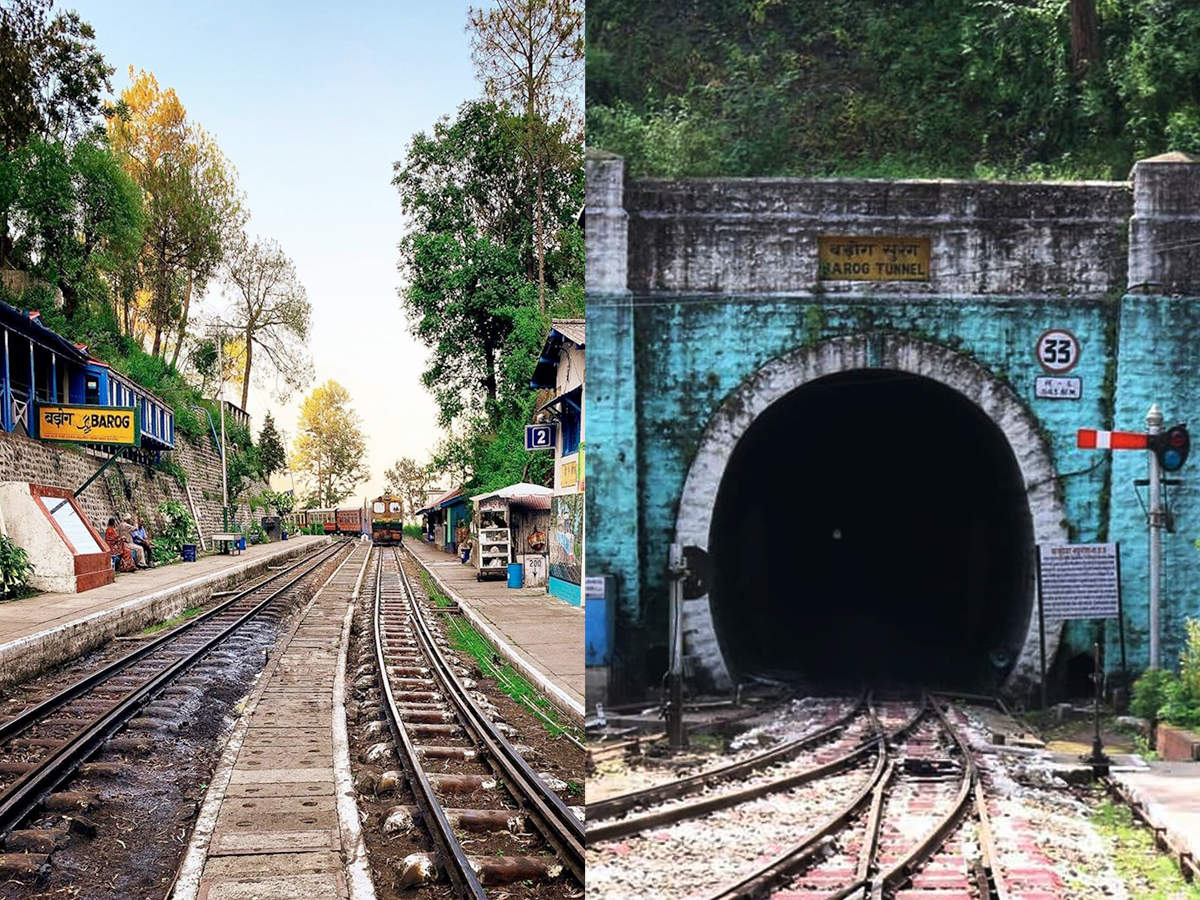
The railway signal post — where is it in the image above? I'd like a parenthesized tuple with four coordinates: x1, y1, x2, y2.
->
(666, 543, 688, 750)
(1146, 404, 1164, 669)
(1077, 404, 1190, 670)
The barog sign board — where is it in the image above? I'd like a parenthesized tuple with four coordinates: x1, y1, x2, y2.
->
(1037, 542, 1120, 620)
(818, 236, 931, 281)
(36, 404, 140, 447)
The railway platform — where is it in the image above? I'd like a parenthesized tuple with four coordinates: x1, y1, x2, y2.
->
(1110, 761, 1200, 874)
(404, 538, 584, 718)
(0, 535, 329, 691)
(171, 541, 373, 900)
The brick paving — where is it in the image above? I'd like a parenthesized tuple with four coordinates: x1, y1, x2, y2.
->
(173, 542, 372, 900)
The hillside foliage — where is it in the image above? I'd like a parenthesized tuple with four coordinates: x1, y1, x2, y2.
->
(587, 0, 1200, 179)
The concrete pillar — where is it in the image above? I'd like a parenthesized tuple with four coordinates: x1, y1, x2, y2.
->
(585, 149, 628, 294)
(1129, 152, 1200, 296)
(584, 152, 639, 704)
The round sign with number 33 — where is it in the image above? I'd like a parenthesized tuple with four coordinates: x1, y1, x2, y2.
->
(1036, 329, 1080, 374)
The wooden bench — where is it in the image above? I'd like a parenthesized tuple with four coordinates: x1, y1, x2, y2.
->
(212, 532, 243, 555)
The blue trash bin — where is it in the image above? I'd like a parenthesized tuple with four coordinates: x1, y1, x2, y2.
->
(506, 563, 524, 589)
(237, 536, 246, 552)
(182, 544, 197, 562)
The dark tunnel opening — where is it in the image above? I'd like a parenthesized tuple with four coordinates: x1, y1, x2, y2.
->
(707, 370, 1034, 691)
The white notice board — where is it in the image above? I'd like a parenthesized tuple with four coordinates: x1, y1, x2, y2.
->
(1037, 542, 1120, 620)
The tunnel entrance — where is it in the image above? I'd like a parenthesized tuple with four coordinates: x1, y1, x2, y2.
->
(707, 369, 1034, 690)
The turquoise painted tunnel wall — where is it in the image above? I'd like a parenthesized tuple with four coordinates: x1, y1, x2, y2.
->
(584, 151, 1200, 703)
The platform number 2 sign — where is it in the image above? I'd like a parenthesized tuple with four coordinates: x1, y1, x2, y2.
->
(1036, 329, 1080, 374)
(525, 423, 556, 451)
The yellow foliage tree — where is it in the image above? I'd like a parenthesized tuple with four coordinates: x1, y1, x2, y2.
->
(290, 380, 369, 508)
(107, 69, 242, 360)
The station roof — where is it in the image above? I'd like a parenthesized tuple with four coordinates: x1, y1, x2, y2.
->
(470, 481, 553, 511)
(85, 356, 171, 409)
(531, 319, 585, 390)
(0, 301, 90, 363)
(417, 487, 466, 515)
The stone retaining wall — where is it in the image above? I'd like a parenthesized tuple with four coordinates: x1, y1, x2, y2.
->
(0, 427, 268, 544)
(0, 538, 329, 690)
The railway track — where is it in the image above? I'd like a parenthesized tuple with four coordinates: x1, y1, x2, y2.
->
(0, 539, 349, 873)
(586, 695, 871, 841)
(586, 695, 1029, 900)
(364, 546, 584, 895)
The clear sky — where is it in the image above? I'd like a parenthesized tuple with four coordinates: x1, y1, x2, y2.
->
(79, 0, 481, 501)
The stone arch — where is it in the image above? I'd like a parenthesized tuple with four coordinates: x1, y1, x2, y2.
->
(674, 334, 1066, 692)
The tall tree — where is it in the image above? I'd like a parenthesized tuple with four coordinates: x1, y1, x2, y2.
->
(395, 100, 578, 429)
(290, 380, 369, 507)
(468, 0, 583, 312)
(0, 0, 112, 265)
(257, 411, 287, 480)
(107, 69, 241, 357)
(2, 136, 143, 317)
(221, 233, 312, 410)
(1069, 0, 1101, 75)
(383, 456, 432, 519)
(0, 0, 110, 151)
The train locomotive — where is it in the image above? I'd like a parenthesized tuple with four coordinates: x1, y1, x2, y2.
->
(370, 493, 404, 545)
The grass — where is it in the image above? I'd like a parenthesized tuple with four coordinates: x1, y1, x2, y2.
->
(688, 732, 725, 752)
(142, 605, 205, 635)
(1088, 800, 1200, 899)
(431, 597, 581, 743)
(421, 572, 456, 608)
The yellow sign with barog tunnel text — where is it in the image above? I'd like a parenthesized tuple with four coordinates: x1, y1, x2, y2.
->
(36, 404, 140, 447)
(818, 236, 931, 281)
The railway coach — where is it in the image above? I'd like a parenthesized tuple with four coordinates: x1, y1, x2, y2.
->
(335, 503, 368, 536)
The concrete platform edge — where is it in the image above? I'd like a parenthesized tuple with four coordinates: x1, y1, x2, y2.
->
(333, 549, 376, 900)
(0, 537, 330, 691)
(1109, 769, 1200, 863)
(405, 546, 585, 721)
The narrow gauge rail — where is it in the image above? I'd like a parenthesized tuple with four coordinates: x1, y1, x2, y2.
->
(586, 694, 870, 841)
(710, 695, 1007, 900)
(370, 546, 584, 895)
(0, 540, 350, 843)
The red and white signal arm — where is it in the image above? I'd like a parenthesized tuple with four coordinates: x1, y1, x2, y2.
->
(1036, 329, 1080, 374)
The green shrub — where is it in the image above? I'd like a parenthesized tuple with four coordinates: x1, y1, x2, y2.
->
(1131, 619, 1200, 730)
(155, 456, 188, 489)
(270, 490, 295, 516)
(153, 500, 197, 562)
(247, 521, 266, 544)
(403, 523, 424, 539)
(0, 535, 35, 600)
(1131, 667, 1175, 722)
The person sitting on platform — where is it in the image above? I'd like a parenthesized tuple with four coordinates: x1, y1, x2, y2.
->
(118, 514, 149, 569)
(105, 517, 137, 573)
(130, 515, 155, 568)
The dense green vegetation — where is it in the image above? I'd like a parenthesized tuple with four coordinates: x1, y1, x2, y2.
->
(392, 1, 583, 499)
(0, 533, 35, 601)
(1087, 800, 1200, 898)
(395, 101, 583, 496)
(587, 0, 1200, 178)
(1131, 618, 1200, 730)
